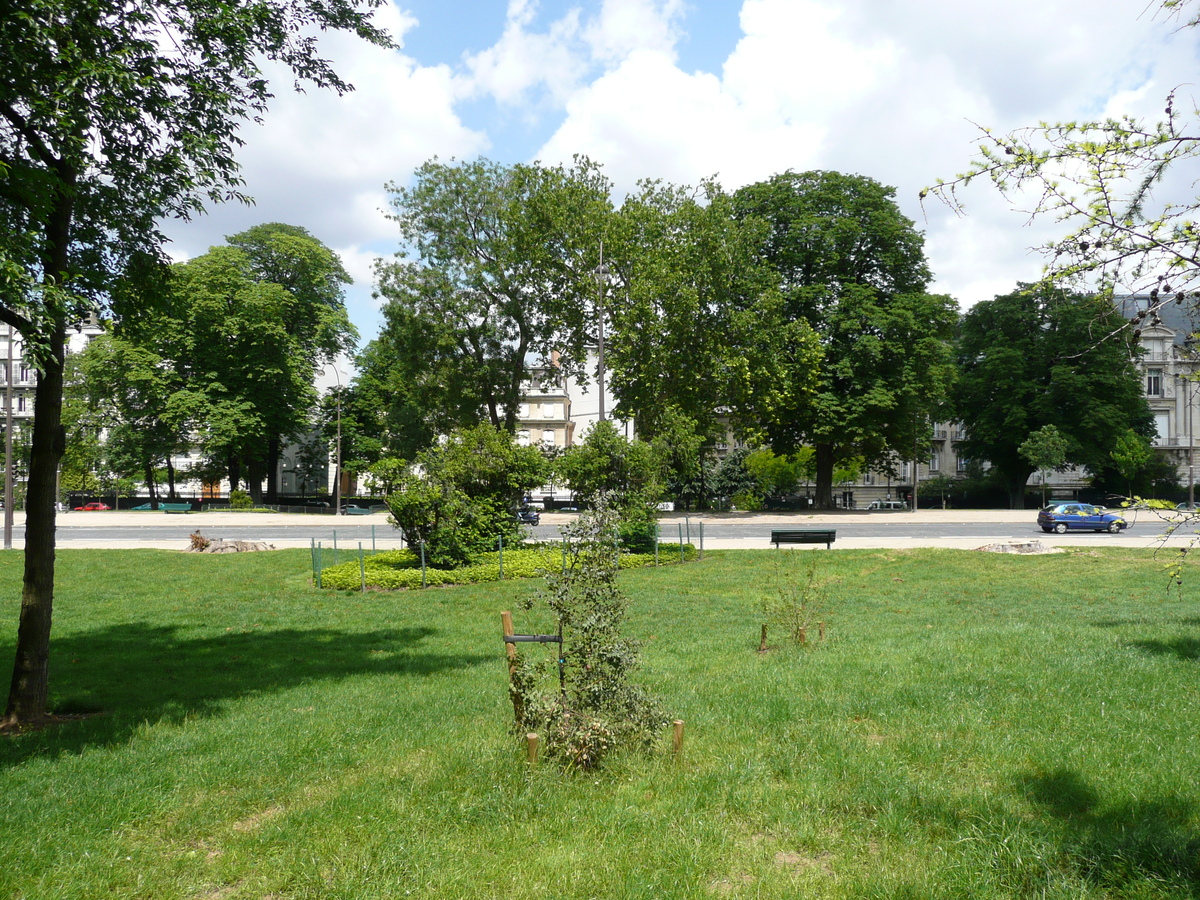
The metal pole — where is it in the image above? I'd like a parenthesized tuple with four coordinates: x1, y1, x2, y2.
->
(4, 323, 13, 549)
(1185, 376, 1195, 511)
(596, 243, 608, 424)
(332, 365, 343, 517)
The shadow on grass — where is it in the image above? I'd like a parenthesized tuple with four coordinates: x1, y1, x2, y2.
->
(1016, 768, 1200, 892)
(0, 622, 488, 767)
(1127, 637, 1200, 661)
(1091, 617, 1200, 629)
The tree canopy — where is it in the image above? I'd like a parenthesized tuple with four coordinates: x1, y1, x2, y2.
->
(0, 0, 390, 727)
(368, 157, 614, 440)
(732, 170, 958, 509)
(955, 286, 1154, 507)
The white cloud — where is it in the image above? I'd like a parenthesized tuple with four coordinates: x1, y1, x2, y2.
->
(529, 0, 1200, 311)
(158, 0, 1200, 341)
(162, 2, 486, 261)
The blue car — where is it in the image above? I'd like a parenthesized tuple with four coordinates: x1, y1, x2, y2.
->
(1037, 503, 1128, 534)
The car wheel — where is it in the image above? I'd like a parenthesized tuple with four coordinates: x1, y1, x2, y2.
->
(1054, 522, 1068, 534)
(1041, 526, 1053, 533)
(1108, 521, 1122, 534)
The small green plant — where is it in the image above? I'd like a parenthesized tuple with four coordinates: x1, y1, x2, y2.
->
(759, 552, 829, 650)
(228, 489, 253, 510)
(513, 495, 667, 770)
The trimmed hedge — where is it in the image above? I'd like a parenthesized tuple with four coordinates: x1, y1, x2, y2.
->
(317, 543, 699, 591)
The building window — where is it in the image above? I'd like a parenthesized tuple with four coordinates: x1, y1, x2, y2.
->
(1147, 368, 1163, 396)
(516, 430, 530, 446)
(542, 429, 555, 445)
(929, 451, 940, 472)
(16, 395, 25, 412)
(957, 455, 969, 472)
(19, 366, 29, 383)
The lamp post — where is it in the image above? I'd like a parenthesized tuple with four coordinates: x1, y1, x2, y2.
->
(328, 363, 343, 517)
(595, 244, 609, 424)
(4, 323, 12, 549)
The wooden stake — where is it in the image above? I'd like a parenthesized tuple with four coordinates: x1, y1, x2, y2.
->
(672, 720, 685, 756)
(501, 612, 524, 725)
(818, 621, 825, 641)
(799, 624, 807, 645)
(526, 732, 539, 764)
(758, 623, 768, 653)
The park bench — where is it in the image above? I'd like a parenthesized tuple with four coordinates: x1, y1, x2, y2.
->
(770, 529, 836, 549)
(161, 502, 192, 513)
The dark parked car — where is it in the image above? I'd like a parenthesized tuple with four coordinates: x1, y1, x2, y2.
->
(516, 508, 540, 526)
(1037, 503, 1128, 534)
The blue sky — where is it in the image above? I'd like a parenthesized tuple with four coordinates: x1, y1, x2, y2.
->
(160, 0, 1200, 379)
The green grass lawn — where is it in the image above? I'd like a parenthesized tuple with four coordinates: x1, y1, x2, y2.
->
(3, 547, 1200, 899)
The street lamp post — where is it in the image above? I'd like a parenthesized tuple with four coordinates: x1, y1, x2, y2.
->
(328, 364, 343, 517)
(595, 243, 609, 424)
(4, 324, 12, 549)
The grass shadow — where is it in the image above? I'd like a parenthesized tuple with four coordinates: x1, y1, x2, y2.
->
(1127, 637, 1200, 661)
(0, 622, 488, 767)
(1015, 768, 1200, 892)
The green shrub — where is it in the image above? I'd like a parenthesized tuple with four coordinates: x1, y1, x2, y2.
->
(316, 543, 696, 591)
(229, 489, 253, 510)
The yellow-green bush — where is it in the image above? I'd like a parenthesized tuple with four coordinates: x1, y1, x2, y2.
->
(317, 543, 698, 591)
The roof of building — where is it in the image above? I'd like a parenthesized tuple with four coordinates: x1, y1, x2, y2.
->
(1114, 294, 1200, 346)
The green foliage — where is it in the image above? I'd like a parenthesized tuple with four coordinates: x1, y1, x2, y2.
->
(1019, 424, 1070, 506)
(365, 157, 615, 445)
(732, 171, 958, 508)
(228, 489, 253, 510)
(1110, 428, 1156, 496)
(606, 180, 781, 437)
(557, 421, 663, 503)
(955, 285, 1154, 507)
(316, 544, 697, 590)
(515, 499, 667, 769)
(384, 423, 547, 567)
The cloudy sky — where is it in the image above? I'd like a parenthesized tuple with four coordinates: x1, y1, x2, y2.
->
(160, 0, 1200, 356)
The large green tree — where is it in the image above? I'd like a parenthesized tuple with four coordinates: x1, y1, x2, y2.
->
(732, 171, 958, 509)
(605, 179, 785, 439)
(955, 286, 1154, 507)
(0, 0, 390, 727)
(367, 157, 614, 445)
(224, 223, 354, 498)
(66, 334, 189, 505)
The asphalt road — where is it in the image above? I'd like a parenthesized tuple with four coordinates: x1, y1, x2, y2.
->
(12, 506, 1187, 550)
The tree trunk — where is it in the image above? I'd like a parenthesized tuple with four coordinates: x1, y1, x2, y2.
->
(246, 456, 264, 505)
(145, 462, 158, 510)
(813, 443, 836, 510)
(3, 173, 74, 728)
(228, 455, 240, 493)
(1007, 474, 1028, 510)
(266, 436, 280, 502)
(167, 458, 177, 500)
(2, 326, 66, 727)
